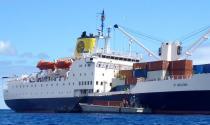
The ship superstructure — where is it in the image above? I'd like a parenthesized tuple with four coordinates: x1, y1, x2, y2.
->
(3, 11, 210, 113)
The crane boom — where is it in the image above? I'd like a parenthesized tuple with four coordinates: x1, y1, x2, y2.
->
(114, 24, 160, 60)
(184, 29, 210, 57)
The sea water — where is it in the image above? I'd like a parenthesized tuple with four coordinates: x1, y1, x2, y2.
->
(0, 109, 210, 125)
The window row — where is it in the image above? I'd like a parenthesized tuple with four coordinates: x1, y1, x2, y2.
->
(72, 72, 94, 77)
(79, 63, 91, 68)
(99, 54, 140, 62)
(96, 81, 112, 86)
(13, 82, 75, 89)
(14, 91, 72, 96)
(79, 81, 93, 86)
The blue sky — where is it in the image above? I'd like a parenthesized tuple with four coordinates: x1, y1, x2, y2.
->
(0, 0, 210, 109)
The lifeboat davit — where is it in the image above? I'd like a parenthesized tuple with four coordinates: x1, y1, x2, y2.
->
(36, 60, 55, 70)
(55, 60, 72, 69)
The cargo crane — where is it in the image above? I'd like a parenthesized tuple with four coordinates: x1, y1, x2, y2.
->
(183, 29, 210, 58)
(114, 24, 210, 61)
(114, 24, 160, 60)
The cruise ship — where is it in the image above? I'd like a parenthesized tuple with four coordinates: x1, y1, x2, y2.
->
(3, 11, 210, 114)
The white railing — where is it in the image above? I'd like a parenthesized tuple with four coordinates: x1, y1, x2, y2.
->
(94, 49, 142, 59)
(88, 90, 130, 97)
(7, 75, 69, 84)
(145, 75, 193, 82)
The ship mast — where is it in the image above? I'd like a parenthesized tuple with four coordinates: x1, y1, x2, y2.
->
(101, 10, 105, 36)
(95, 10, 110, 54)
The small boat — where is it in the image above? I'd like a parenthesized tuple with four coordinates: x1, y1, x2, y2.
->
(36, 60, 55, 70)
(79, 103, 151, 113)
(55, 59, 72, 69)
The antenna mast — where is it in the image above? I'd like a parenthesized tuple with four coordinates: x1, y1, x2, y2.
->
(101, 10, 105, 36)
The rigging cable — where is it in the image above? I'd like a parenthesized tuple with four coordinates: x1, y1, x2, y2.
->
(179, 25, 210, 43)
(119, 25, 164, 43)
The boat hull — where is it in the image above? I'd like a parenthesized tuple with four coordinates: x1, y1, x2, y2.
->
(5, 97, 82, 113)
(79, 103, 149, 113)
(86, 90, 210, 114)
(136, 90, 210, 114)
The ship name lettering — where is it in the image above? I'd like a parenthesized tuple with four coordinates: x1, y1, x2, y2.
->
(173, 83, 188, 87)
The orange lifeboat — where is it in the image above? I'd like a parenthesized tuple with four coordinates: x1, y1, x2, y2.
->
(55, 60, 72, 69)
(36, 60, 55, 70)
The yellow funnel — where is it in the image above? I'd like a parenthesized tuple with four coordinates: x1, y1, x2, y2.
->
(74, 33, 96, 58)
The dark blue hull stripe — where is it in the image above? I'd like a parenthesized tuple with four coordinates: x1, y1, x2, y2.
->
(5, 97, 82, 113)
(5, 90, 210, 113)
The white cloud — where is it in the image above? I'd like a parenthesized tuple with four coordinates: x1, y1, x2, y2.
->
(20, 52, 50, 60)
(16, 60, 27, 64)
(37, 53, 50, 59)
(0, 41, 17, 56)
(20, 52, 34, 58)
(0, 60, 12, 66)
(190, 45, 210, 65)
